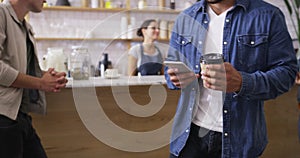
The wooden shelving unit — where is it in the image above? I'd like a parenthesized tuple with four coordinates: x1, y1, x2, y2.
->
(27, 0, 179, 62)
(43, 6, 127, 12)
(35, 37, 170, 42)
(31, 4, 176, 49)
(42, 5, 180, 14)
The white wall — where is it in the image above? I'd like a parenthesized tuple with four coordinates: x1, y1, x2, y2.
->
(29, 0, 299, 75)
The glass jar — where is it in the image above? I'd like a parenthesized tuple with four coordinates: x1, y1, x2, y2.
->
(69, 46, 91, 80)
(46, 47, 67, 73)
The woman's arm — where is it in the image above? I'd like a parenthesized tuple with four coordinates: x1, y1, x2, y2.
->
(128, 54, 138, 76)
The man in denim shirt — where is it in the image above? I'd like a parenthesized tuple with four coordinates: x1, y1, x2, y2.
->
(165, 0, 298, 157)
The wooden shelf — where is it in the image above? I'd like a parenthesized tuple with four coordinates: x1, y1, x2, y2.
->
(42, 6, 180, 14)
(36, 37, 125, 41)
(35, 37, 170, 42)
(43, 6, 127, 12)
(129, 8, 181, 14)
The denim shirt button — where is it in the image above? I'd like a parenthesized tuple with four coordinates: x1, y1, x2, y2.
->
(198, 41, 203, 44)
(224, 110, 228, 113)
(250, 41, 255, 45)
(204, 21, 208, 24)
(182, 41, 185, 44)
(185, 129, 189, 133)
(224, 133, 228, 136)
(225, 19, 230, 22)
(195, 65, 199, 69)
(223, 41, 228, 45)
(189, 108, 192, 111)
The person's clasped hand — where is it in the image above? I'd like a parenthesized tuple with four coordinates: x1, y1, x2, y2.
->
(40, 68, 68, 92)
(167, 68, 199, 88)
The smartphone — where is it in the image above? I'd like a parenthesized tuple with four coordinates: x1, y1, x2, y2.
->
(164, 61, 192, 73)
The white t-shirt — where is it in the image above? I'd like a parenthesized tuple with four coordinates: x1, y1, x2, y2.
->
(192, 5, 232, 132)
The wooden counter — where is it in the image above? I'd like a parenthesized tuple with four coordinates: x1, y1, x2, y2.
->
(31, 82, 300, 158)
(32, 84, 179, 158)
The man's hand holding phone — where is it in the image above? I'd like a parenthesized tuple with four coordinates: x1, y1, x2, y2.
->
(164, 61, 199, 88)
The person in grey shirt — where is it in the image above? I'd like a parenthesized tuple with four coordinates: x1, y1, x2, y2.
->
(128, 19, 168, 76)
(0, 0, 68, 157)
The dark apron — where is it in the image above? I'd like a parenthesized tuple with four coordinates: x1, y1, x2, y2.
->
(137, 44, 163, 76)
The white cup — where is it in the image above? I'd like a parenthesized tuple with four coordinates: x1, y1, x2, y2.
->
(91, 0, 99, 8)
(105, 69, 118, 77)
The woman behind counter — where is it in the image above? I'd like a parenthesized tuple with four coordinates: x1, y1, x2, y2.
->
(127, 19, 167, 76)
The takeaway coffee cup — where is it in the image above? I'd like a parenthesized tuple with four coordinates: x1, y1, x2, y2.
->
(200, 53, 224, 86)
(200, 53, 224, 69)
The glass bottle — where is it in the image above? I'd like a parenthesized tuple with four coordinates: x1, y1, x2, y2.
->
(98, 53, 112, 77)
(170, 0, 175, 9)
(70, 46, 91, 80)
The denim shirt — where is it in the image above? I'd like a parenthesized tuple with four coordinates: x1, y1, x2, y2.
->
(164, 0, 298, 157)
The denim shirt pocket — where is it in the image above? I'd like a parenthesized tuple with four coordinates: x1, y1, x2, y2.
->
(237, 34, 268, 72)
(176, 35, 194, 61)
(176, 35, 192, 45)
